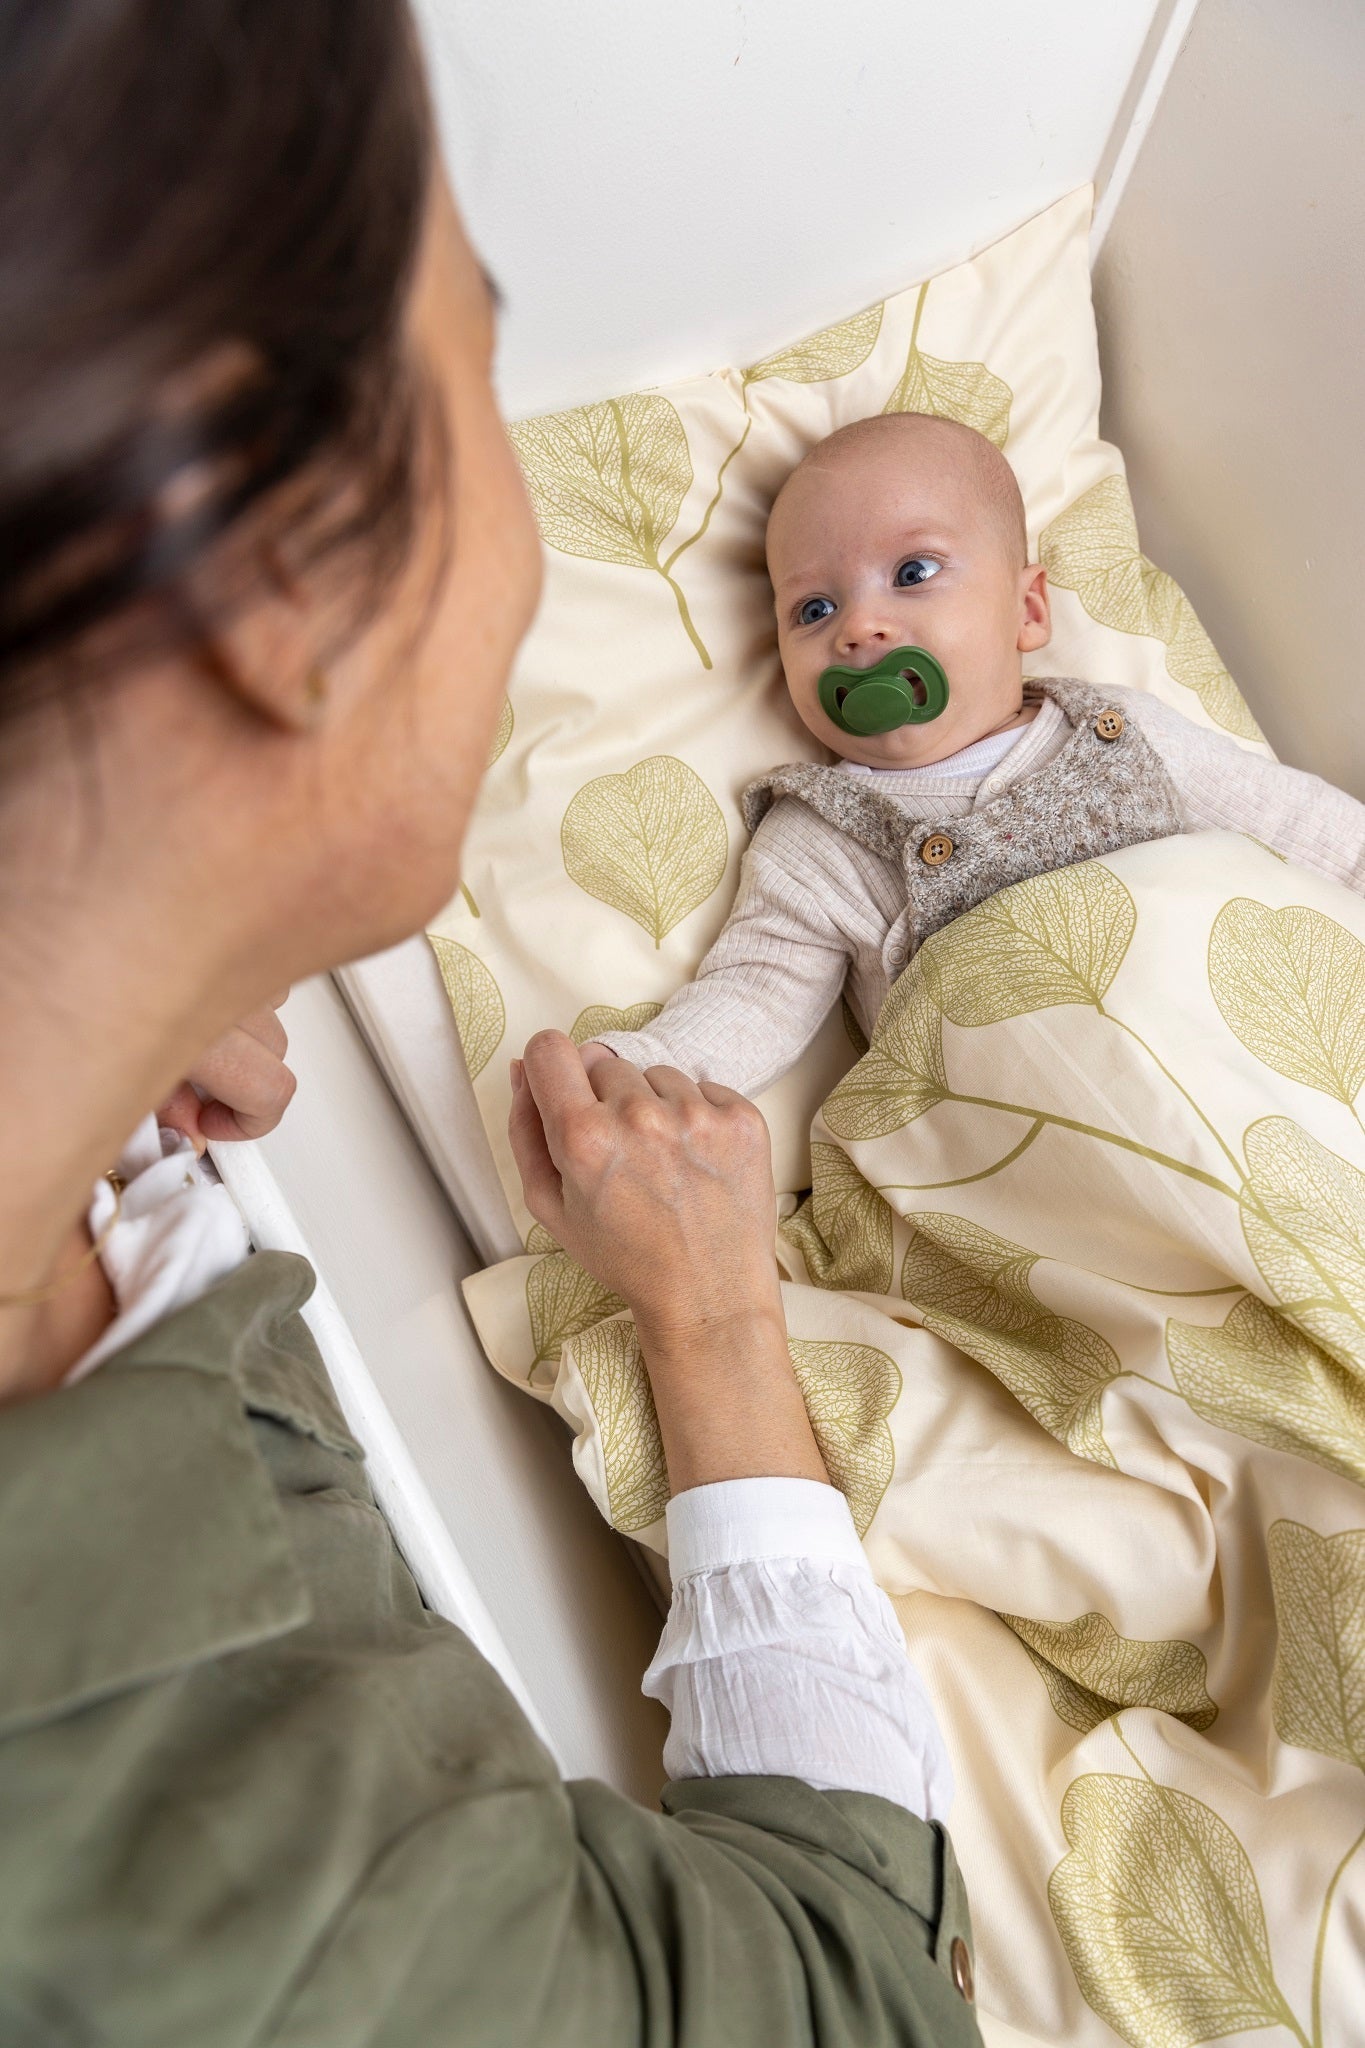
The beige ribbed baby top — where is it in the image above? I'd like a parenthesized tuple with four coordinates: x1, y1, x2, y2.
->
(593, 682, 1365, 1101)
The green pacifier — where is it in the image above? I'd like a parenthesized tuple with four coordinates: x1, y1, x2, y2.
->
(816, 646, 950, 735)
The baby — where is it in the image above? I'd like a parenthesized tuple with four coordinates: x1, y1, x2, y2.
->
(575, 412, 1365, 1101)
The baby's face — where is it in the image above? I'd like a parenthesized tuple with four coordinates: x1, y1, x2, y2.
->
(766, 419, 1051, 768)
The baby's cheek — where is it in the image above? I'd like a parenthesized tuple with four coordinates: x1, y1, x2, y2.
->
(785, 671, 823, 726)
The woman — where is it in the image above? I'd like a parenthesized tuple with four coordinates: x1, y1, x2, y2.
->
(0, 5, 981, 2040)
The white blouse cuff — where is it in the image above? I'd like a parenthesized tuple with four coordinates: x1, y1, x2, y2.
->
(666, 1475, 869, 1579)
(650, 1476, 955, 1822)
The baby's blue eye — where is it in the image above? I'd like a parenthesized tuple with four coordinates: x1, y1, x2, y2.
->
(895, 555, 941, 587)
(797, 595, 835, 627)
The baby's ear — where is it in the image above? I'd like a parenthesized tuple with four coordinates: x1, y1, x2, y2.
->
(1017, 563, 1052, 652)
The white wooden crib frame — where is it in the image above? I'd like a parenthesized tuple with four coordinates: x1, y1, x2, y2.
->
(212, 0, 1208, 1802)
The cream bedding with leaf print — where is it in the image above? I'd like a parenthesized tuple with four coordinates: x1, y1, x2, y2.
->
(463, 831, 1365, 2048)
(426, 187, 1271, 1255)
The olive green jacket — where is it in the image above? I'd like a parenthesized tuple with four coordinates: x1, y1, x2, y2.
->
(0, 1251, 982, 2045)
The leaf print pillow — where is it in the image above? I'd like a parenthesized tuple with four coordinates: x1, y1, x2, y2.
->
(419, 185, 1266, 1248)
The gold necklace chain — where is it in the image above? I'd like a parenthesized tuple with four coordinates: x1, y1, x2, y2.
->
(0, 1172, 125, 1310)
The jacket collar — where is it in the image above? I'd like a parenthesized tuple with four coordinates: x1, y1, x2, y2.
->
(0, 1251, 356, 1738)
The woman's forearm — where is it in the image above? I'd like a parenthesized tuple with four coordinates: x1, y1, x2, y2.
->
(634, 1302, 829, 1495)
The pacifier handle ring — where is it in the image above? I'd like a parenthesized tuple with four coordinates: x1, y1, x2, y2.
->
(829, 670, 930, 714)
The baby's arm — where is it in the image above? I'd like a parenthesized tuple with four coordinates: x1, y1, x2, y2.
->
(1122, 688, 1365, 891)
(587, 836, 855, 1100)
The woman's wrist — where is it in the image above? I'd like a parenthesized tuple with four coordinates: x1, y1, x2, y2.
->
(634, 1301, 830, 1494)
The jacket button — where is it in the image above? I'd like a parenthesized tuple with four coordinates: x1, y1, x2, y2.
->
(920, 832, 955, 867)
(1094, 708, 1125, 741)
(950, 1935, 975, 2002)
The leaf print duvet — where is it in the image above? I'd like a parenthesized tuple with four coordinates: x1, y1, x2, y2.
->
(461, 831, 1365, 2046)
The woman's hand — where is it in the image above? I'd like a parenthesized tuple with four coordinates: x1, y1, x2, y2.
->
(507, 1031, 781, 1337)
(157, 994, 296, 1152)
(507, 1030, 827, 1492)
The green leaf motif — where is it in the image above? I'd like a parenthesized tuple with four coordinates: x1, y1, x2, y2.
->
(789, 1338, 901, 1537)
(883, 286, 1011, 448)
(745, 302, 884, 385)
(1049, 1773, 1294, 2048)
(1268, 1519, 1365, 1771)
(1003, 1612, 1218, 1735)
(526, 1251, 625, 1371)
(1167, 1293, 1365, 1487)
(429, 935, 505, 1080)
(524, 1222, 560, 1255)
(510, 394, 713, 667)
(901, 1214, 1120, 1466)
(569, 1320, 669, 1535)
(779, 1143, 895, 1295)
(561, 756, 728, 948)
(1241, 1117, 1365, 1363)
(823, 973, 947, 1140)
(1040, 476, 1263, 741)
(487, 695, 513, 767)
(510, 394, 692, 570)
(919, 861, 1137, 1025)
(569, 1000, 664, 1045)
(1209, 898, 1365, 1108)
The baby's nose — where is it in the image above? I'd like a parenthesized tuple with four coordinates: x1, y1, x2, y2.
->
(837, 614, 894, 659)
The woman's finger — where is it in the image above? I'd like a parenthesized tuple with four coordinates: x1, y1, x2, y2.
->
(506, 1060, 564, 1237)
(186, 1023, 297, 1140)
(195, 1093, 292, 1145)
(635, 1063, 711, 1105)
(157, 1080, 211, 1154)
(233, 1002, 289, 1059)
(519, 1029, 612, 1163)
(695, 1076, 751, 1109)
(582, 1047, 679, 1106)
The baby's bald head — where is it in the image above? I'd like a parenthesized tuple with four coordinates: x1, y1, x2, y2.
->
(764, 409, 1050, 770)
(766, 412, 1027, 581)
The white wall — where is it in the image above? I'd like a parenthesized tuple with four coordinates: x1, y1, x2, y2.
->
(1095, 0, 1365, 795)
(418, 0, 1363, 798)
(416, 0, 1168, 416)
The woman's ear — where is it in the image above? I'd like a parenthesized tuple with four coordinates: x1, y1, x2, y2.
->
(1017, 562, 1051, 653)
(193, 543, 329, 731)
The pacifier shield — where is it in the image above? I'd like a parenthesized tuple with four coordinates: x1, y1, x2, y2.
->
(816, 646, 950, 735)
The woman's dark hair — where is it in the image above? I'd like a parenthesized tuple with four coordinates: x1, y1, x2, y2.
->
(0, 0, 433, 700)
